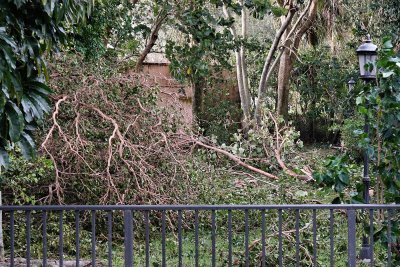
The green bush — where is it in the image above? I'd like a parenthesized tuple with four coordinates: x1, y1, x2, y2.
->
(339, 115, 364, 159)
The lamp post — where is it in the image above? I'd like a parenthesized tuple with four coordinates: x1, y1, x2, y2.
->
(347, 77, 356, 93)
(356, 34, 378, 261)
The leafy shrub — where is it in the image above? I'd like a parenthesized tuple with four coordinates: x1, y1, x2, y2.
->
(199, 87, 241, 145)
(1, 154, 53, 205)
(339, 115, 364, 158)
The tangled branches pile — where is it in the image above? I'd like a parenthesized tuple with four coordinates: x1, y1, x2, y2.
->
(42, 55, 196, 204)
(37, 54, 314, 205)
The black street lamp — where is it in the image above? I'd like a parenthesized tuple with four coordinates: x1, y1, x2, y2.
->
(356, 34, 378, 262)
(357, 34, 378, 82)
(347, 77, 356, 93)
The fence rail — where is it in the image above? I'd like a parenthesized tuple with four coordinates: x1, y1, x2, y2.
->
(1, 204, 399, 267)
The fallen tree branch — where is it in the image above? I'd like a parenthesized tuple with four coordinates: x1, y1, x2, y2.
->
(268, 112, 313, 182)
(193, 139, 279, 180)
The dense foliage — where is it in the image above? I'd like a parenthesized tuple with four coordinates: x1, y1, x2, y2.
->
(0, 0, 93, 167)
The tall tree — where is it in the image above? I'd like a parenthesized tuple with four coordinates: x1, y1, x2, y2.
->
(254, 0, 318, 122)
(222, 1, 251, 127)
(276, 0, 318, 119)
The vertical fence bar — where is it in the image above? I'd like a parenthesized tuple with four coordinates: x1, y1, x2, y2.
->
(295, 209, 300, 267)
(387, 209, 392, 267)
(75, 210, 80, 266)
(124, 210, 134, 267)
(145, 211, 150, 267)
(59, 211, 64, 267)
(75, 211, 80, 267)
(10, 211, 14, 267)
(26, 211, 31, 267)
(312, 209, 317, 267)
(369, 209, 374, 267)
(228, 210, 232, 267)
(329, 209, 334, 267)
(42, 212, 47, 267)
(211, 210, 216, 267)
(261, 210, 266, 267)
(347, 209, 356, 267)
(108, 211, 112, 267)
(245, 209, 249, 267)
(194, 210, 199, 267)
(178, 210, 182, 267)
(278, 209, 283, 267)
(91, 210, 96, 267)
(162, 211, 166, 267)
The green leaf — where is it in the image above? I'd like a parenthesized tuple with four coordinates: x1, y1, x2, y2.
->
(358, 106, 368, 114)
(5, 101, 24, 142)
(382, 71, 395, 78)
(383, 39, 393, 49)
(338, 172, 349, 185)
(18, 132, 36, 160)
(30, 81, 52, 95)
(0, 43, 16, 69)
(28, 91, 51, 113)
(0, 31, 17, 49)
(0, 145, 9, 168)
(334, 181, 345, 193)
(21, 95, 39, 122)
(356, 96, 363, 105)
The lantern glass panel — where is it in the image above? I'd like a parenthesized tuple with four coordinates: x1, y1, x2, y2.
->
(358, 54, 366, 76)
(358, 54, 377, 78)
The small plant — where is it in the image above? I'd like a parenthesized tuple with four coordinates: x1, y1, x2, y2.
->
(313, 155, 359, 196)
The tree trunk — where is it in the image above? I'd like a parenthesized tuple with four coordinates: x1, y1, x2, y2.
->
(135, 12, 167, 72)
(223, 3, 251, 128)
(275, 0, 318, 120)
(240, 2, 251, 113)
(276, 49, 294, 119)
(254, 6, 297, 123)
(192, 78, 204, 121)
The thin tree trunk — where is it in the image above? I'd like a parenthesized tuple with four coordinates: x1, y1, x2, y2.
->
(254, 7, 296, 122)
(135, 12, 168, 72)
(276, 0, 318, 119)
(276, 48, 293, 119)
(222, 3, 251, 127)
(240, 1, 251, 111)
(192, 78, 205, 121)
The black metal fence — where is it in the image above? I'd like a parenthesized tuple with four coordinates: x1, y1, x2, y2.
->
(0, 204, 399, 267)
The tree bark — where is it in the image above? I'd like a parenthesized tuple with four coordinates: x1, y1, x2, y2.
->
(135, 11, 168, 72)
(222, 3, 251, 127)
(193, 139, 279, 180)
(192, 78, 205, 121)
(276, 48, 294, 119)
(254, 6, 297, 123)
(276, 0, 318, 119)
(240, 1, 251, 112)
